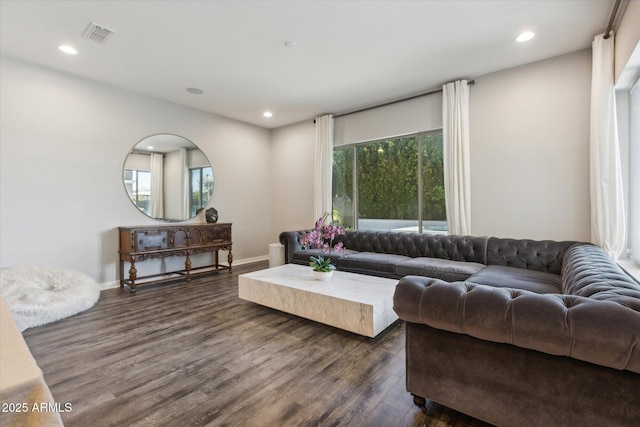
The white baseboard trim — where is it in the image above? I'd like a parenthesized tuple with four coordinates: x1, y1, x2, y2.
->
(100, 281, 121, 290)
(98, 255, 269, 291)
(234, 255, 269, 265)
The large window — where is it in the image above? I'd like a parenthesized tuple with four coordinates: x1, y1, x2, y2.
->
(189, 166, 213, 217)
(332, 131, 446, 233)
(123, 169, 151, 215)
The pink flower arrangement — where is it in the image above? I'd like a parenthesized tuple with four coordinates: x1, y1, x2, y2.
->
(300, 212, 347, 256)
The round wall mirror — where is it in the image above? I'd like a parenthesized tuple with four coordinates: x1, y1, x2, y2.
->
(123, 134, 214, 222)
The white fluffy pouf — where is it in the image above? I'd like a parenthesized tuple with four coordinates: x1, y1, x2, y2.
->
(0, 266, 100, 331)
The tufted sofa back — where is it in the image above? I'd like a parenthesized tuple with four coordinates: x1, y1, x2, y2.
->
(281, 230, 620, 282)
(562, 244, 640, 312)
(485, 238, 578, 274)
(338, 231, 487, 264)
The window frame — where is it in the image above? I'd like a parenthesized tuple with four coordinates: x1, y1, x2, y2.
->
(123, 168, 151, 214)
(189, 166, 213, 216)
(627, 77, 640, 265)
(333, 129, 446, 233)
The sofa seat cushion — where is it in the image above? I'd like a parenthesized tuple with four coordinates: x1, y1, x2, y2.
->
(292, 248, 360, 266)
(395, 257, 485, 282)
(337, 252, 409, 277)
(467, 265, 562, 294)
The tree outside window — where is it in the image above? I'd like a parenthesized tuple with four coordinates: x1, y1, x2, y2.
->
(332, 132, 447, 233)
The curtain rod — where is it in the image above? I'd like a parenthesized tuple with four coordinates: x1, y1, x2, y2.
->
(331, 79, 475, 119)
(603, 0, 622, 39)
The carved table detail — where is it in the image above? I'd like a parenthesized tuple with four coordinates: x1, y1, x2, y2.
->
(119, 223, 232, 293)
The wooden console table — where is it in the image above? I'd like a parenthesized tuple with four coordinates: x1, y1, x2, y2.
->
(119, 223, 232, 293)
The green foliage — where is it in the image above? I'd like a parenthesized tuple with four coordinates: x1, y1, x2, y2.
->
(332, 148, 354, 227)
(309, 256, 337, 272)
(357, 138, 418, 219)
(332, 133, 446, 222)
(421, 134, 446, 221)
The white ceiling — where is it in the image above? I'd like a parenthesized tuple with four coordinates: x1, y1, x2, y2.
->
(0, 0, 615, 129)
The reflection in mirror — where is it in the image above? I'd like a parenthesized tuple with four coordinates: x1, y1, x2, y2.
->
(123, 134, 214, 222)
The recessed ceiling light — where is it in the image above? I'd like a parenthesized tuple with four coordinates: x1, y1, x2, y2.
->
(147, 146, 154, 150)
(516, 31, 535, 42)
(58, 45, 78, 55)
(186, 87, 204, 95)
(263, 111, 273, 118)
(284, 40, 297, 48)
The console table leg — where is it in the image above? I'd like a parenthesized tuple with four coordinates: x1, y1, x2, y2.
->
(185, 253, 192, 282)
(129, 261, 137, 294)
(119, 260, 125, 288)
(228, 250, 233, 272)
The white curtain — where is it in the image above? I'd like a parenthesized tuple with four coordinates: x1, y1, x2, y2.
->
(149, 153, 164, 218)
(629, 81, 640, 263)
(178, 148, 190, 219)
(314, 114, 334, 220)
(590, 33, 625, 259)
(442, 80, 471, 235)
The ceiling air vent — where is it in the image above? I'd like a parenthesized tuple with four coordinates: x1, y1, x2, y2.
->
(81, 22, 114, 44)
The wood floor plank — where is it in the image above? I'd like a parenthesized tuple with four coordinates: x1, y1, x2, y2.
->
(21, 261, 491, 427)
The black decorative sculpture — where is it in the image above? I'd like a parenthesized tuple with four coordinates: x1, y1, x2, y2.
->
(205, 207, 219, 223)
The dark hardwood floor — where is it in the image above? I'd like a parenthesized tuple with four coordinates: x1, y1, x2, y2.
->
(23, 261, 491, 427)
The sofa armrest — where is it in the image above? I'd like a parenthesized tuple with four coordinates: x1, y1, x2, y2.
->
(393, 276, 640, 373)
(279, 230, 312, 264)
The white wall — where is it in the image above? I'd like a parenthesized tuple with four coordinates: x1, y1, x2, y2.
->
(469, 49, 592, 241)
(270, 120, 316, 242)
(0, 56, 272, 286)
(1, 47, 595, 286)
(271, 50, 592, 242)
(615, 0, 640, 84)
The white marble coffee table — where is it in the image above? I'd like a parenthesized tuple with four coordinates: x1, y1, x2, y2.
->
(238, 264, 399, 337)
